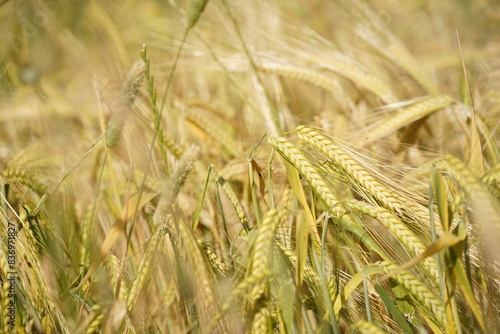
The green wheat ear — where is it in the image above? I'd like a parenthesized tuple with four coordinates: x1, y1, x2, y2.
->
(186, 0, 210, 29)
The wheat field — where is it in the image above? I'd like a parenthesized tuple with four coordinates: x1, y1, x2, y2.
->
(0, 0, 499, 333)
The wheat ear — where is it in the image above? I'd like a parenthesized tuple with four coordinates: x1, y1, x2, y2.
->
(251, 303, 272, 334)
(215, 172, 250, 231)
(84, 305, 104, 334)
(377, 261, 446, 329)
(257, 64, 344, 96)
(246, 209, 282, 302)
(105, 59, 145, 148)
(126, 227, 163, 310)
(437, 155, 500, 261)
(197, 237, 229, 275)
(4, 168, 48, 195)
(176, 216, 218, 326)
(104, 254, 129, 301)
(275, 241, 321, 291)
(298, 125, 433, 226)
(346, 199, 437, 279)
(185, 108, 238, 158)
(361, 95, 454, 144)
(268, 135, 387, 258)
(311, 56, 397, 103)
(153, 144, 200, 226)
(297, 125, 405, 214)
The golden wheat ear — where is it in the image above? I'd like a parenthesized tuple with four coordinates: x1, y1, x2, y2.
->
(105, 59, 146, 149)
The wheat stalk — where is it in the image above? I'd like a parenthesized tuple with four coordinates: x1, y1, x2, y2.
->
(268, 135, 388, 258)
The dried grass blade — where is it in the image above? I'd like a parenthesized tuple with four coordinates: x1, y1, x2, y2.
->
(283, 160, 315, 287)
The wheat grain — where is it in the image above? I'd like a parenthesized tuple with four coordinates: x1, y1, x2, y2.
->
(248, 209, 281, 274)
(197, 237, 229, 275)
(251, 304, 272, 334)
(352, 320, 385, 334)
(85, 305, 104, 334)
(482, 163, 500, 185)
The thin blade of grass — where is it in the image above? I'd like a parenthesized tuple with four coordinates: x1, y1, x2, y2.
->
(457, 30, 484, 176)
(278, 280, 296, 334)
(379, 232, 464, 282)
(283, 160, 313, 287)
(192, 165, 213, 230)
(452, 255, 485, 331)
(374, 284, 413, 334)
(431, 169, 450, 232)
(333, 266, 385, 315)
